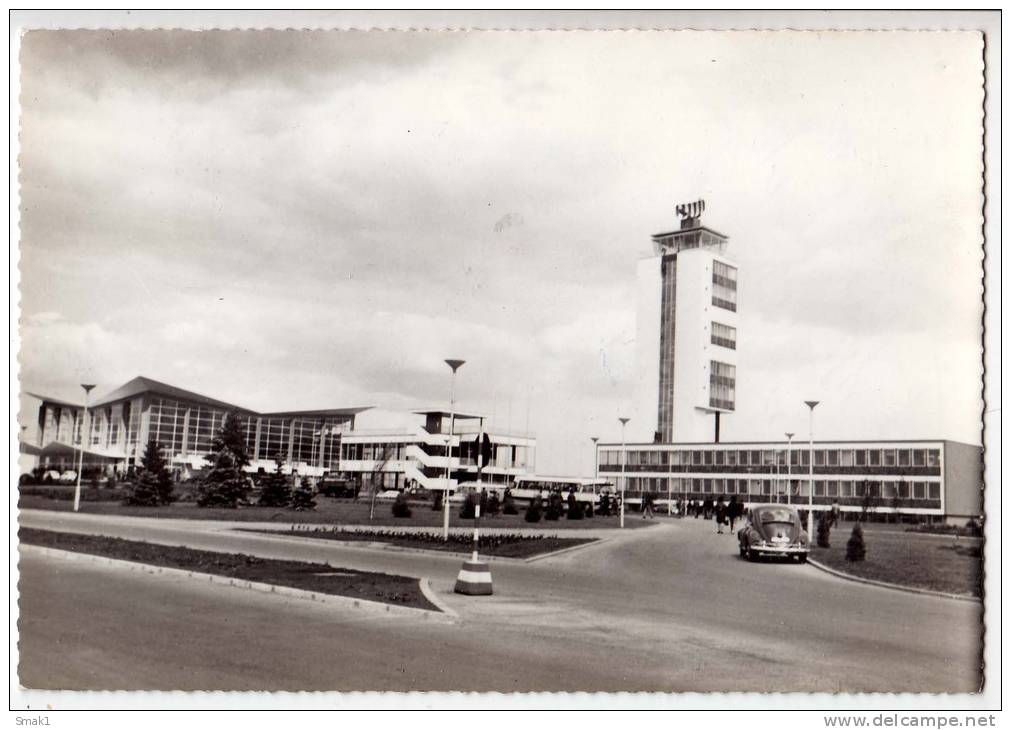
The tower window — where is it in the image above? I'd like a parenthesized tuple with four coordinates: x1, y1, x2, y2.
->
(711, 321, 737, 349)
(709, 360, 736, 411)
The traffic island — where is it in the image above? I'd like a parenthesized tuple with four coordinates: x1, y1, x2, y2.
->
(19, 527, 438, 611)
(244, 527, 596, 559)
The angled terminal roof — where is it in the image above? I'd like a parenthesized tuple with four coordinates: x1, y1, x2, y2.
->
(31, 375, 371, 418)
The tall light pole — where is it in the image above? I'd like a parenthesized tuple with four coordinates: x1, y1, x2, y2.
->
(618, 417, 630, 529)
(804, 401, 819, 537)
(785, 432, 794, 506)
(590, 436, 599, 479)
(443, 359, 465, 540)
(74, 383, 96, 513)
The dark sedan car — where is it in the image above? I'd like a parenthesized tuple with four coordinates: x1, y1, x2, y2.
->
(737, 504, 810, 562)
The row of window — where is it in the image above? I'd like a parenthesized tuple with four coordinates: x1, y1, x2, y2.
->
(615, 476, 941, 500)
(600, 447, 942, 468)
(340, 441, 532, 470)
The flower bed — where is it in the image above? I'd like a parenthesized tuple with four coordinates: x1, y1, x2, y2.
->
(19, 527, 436, 610)
(248, 526, 596, 559)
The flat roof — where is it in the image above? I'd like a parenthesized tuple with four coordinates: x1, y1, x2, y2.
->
(412, 409, 486, 420)
(651, 225, 729, 240)
(598, 438, 979, 448)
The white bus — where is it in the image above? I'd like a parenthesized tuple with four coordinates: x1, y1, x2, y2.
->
(510, 475, 615, 505)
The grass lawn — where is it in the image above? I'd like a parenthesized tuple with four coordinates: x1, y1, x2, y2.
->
(245, 527, 595, 559)
(811, 524, 983, 598)
(19, 527, 436, 611)
(18, 494, 654, 530)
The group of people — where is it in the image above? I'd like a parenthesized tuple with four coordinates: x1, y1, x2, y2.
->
(681, 495, 744, 534)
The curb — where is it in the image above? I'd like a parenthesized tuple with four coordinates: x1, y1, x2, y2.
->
(524, 536, 609, 563)
(806, 556, 981, 603)
(419, 578, 459, 618)
(20, 544, 455, 620)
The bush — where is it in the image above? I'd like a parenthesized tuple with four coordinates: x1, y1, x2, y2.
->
(432, 490, 443, 511)
(460, 493, 476, 519)
(502, 490, 518, 515)
(816, 514, 832, 549)
(524, 498, 543, 523)
(566, 493, 583, 520)
(391, 493, 412, 518)
(290, 478, 317, 511)
(485, 491, 500, 516)
(544, 493, 562, 521)
(846, 523, 866, 562)
(584, 502, 594, 519)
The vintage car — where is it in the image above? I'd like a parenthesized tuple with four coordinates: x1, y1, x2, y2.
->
(737, 504, 809, 562)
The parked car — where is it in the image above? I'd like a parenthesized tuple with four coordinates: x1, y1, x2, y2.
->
(737, 504, 809, 562)
(58, 470, 78, 484)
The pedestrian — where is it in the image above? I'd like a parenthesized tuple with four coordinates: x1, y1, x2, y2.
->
(728, 494, 742, 531)
(643, 492, 655, 519)
(715, 496, 727, 534)
(692, 499, 699, 518)
(703, 497, 714, 520)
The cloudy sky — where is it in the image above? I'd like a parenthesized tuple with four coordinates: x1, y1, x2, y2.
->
(16, 29, 984, 474)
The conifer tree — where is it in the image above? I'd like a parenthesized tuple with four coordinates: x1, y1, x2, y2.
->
(124, 438, 174, 506)
(196, 412, 251, 508)
(258, 455, 291, 507)
(290, 475, 317, 511)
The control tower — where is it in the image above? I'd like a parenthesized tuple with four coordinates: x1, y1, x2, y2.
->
(633, 201, 739, 443)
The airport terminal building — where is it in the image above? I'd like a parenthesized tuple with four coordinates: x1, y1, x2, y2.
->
(25, 376, 535, 492)
(604, 203, 983, 522)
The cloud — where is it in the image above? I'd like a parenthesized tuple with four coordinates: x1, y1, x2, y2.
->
(16, 30, 985, 474)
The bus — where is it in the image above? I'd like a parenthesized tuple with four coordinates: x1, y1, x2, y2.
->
(509, 475, 615, 506)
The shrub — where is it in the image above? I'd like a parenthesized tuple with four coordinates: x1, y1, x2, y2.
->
(290, 477, 317, 511)
(846, 523, 866, 562)
(432, 490, 443, 511)
(584, 502, 594, 519)
(566, 493, 583, 520)
(524, 498, 543, 523)
(964, 518, 983, 538)
(502, 490, 518, 515)
(460, 493, 476, 519)
(544, 493, 562, 521)
(485, 491, 500, 516)
(816, 514, 832, 549)
(391, 492, 412, 518)
(258, 456, 291, 508)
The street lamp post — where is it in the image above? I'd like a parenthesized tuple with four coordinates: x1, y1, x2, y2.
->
(74, 383, 96, 513)
(785, 432, 795, 505)
(618, 417, 630, 529)
(443, 359, 465, 541)
(590, 436, 599, 479)
(804, 401, 819, 537)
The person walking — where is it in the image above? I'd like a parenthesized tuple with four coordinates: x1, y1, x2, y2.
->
(728, 494, 740, 531)
(715, 496, 727, 534)
(642, 491, 655, 519)
(703, 496, 714, 520)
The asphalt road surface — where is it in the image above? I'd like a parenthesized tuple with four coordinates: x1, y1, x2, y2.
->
(17, 510, 983, 692)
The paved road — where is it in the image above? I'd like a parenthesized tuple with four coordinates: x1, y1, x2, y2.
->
(17, 510, 982, 692)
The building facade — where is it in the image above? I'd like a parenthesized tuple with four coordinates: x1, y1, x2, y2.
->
(596, 439, 982, 521)
(28, 376, 364, 476)
(635, 203, 738, 443)
(339, 410, 535, 492)
(26, 376, 536, 492)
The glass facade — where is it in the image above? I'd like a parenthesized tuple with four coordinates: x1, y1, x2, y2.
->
(657, 255, 677, 441)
